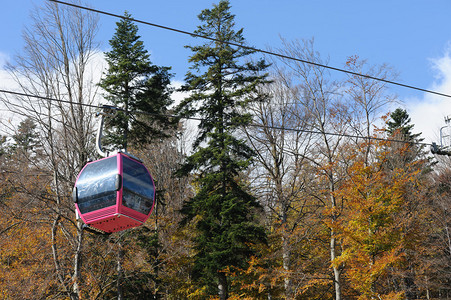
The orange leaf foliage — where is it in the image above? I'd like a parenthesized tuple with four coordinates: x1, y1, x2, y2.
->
(332, 141, 421, 299)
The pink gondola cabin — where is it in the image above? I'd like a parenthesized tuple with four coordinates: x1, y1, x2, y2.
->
(73, 152, 155, 233)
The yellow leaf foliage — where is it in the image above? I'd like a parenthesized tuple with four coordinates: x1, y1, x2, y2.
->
(332, 140, 424, 298)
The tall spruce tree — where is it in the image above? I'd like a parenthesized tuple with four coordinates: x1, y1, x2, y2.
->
(385, 108, 426, 166)
(99, 12, 173, 150)
(176, 1, 269, 298)
(386, 108, 422, 141)
(99, 13, 174, 298)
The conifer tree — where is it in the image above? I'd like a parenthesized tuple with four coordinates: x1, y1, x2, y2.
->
(386, 108, 422, 141)
(99, 12, 173, 150)
(12, 117, 40, 153)
(99, 13, 174, 298)
(386, 108, 426, 167)
(176, 1, 269, 298)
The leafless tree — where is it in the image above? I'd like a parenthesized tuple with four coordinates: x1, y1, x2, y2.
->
(417, 159, 451, 299)
(268, 38, 351, 300)
(244, 70, 318, 298)
(0, 1, 100, 298)
(344, 55, 398, 162)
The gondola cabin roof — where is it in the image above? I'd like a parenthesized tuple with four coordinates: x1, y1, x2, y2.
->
(73, 152, 155, 233)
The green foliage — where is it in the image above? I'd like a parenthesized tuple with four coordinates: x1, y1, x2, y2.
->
(384, 108, 431, 171)
(176, 0, 269, 296)
(386, 108, 421, 141)
(99, 12, 174, 150)
(12, 117, 40, 153)
(0, 135, 7, 157)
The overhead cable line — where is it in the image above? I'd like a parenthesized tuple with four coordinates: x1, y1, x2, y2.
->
(0, 88, 433, 147)
(0, 89, 101, 109)
(47, 0, 451, 100)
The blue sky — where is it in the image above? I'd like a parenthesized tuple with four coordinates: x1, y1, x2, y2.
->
(1, 0, 451, 142)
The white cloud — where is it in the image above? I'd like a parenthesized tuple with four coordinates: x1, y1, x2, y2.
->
(169, 80, 186, 107)
(0, 51, 21, 130)
(0, 51, 17, 90)
(405, 44, 451, 144)
(0, 50, 108, 134)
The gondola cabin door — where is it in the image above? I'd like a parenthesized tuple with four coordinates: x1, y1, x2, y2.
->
(73, 152, 155, 233)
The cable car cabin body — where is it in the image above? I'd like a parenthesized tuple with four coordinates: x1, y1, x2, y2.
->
(73, 152, 155, 233)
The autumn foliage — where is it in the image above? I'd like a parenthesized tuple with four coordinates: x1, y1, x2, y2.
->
(331, 140, 421, 299)
(1, 1, 451, 299)
(1, 89, 450, 300)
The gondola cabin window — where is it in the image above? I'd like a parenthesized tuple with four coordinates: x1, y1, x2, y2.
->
(122, 155, 155, 215)
(76, 156, 118, 214)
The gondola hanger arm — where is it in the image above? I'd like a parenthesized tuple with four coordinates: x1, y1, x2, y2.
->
(96, 105, 119, 158)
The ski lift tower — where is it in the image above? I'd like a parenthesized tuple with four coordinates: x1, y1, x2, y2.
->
(431, 115, 451, 156)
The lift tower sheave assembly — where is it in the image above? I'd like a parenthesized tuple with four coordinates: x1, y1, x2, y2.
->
(431, 115, 451, 156)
